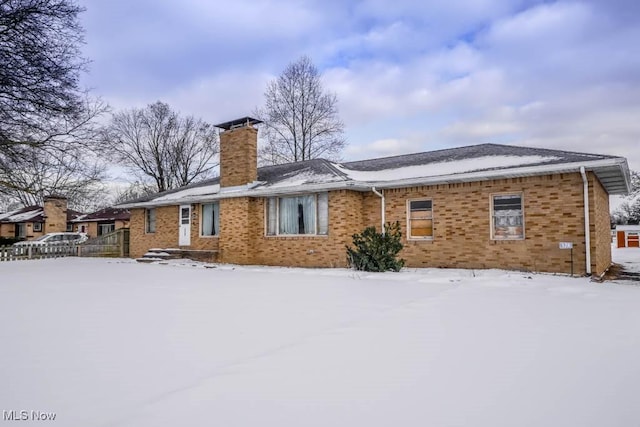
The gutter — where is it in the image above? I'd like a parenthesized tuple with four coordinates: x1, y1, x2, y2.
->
(367, 158, 628, 192)
(371, 187, 385, 234)
(117, 158, 628, 209)
(580, 166, 592, 276)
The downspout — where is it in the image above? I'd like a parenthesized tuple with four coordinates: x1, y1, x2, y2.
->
(371, 187, 385, 234)
(580, 167, 591, 276)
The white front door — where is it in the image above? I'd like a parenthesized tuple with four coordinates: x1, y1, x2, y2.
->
(179, 205, 191, 246)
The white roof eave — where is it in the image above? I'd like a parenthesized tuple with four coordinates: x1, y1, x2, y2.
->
(119, 158, 629, 208)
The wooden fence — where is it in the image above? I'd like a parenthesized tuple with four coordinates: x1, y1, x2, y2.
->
(0, 242, 79, 261)
(78, 228, 130, 258)
(0, 229, 130, 262)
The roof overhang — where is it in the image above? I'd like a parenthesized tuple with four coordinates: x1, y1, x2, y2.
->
(119, 157, 631, 208)
(369, 158, 631, 195)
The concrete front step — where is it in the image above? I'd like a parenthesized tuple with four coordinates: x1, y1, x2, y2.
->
(136, 248, 219, 263)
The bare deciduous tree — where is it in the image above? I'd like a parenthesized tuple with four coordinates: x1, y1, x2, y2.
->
(256, 56, 346, 165)
(0, 0, 109, 209)
(103, 102, 219, 193)
(0, 0, 92, 158)
(0, 143, 108, 212)
(110, 182, 156, 205)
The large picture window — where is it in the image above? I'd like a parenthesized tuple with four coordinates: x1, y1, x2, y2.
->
(491, 194, 524, 240)
(201, 203, 220, 236)
(145, 208, 156, 233)
(408, 199, 433, 239)
(266, 193, 328, 236)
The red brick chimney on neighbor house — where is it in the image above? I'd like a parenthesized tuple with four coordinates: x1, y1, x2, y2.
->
(215, 117, 262, 188)
(43, 195, 68, 233)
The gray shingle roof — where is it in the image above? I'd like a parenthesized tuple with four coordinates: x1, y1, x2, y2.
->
(73, 207, 130, 222)
(341, 143, 614, 171)
(117, 143, 630, 207)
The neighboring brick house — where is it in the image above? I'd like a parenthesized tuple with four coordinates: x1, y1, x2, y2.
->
(119, 117, 631, 276)
(0, 196, 82, 241)
(71, 207, 130, 238)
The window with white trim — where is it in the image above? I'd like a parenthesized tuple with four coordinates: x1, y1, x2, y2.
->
(266, 193, 328, 235)
(201, 203, 220, 236)
(408, 199, 433, 239)
(491, 194, 524, 239)
(33, 222, 42, 232)
(145, 208, 156, 233)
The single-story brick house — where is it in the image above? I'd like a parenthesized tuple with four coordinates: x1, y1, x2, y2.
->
(71, 207, 130, 238)
(119, 117, 631, 276)
(0, 196, 82, 241)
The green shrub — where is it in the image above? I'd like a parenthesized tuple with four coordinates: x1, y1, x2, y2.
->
(346, 221, 405, 272)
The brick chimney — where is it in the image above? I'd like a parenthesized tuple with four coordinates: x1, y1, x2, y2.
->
(43, 195, 68, 233)
(215, 116, 262, 188)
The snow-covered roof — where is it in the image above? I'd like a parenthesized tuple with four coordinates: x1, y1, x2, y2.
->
(72, 207, 130, 223)
(117, 143, 631, 208)
(0, 206, 43, 223)
(0, 206, 84, 223)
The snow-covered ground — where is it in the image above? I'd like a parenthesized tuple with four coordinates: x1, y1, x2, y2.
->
(613, 245, 640, 273)
(1, 253, 640, 427)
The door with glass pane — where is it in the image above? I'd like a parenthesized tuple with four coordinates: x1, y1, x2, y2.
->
(179, 205, 191, 246)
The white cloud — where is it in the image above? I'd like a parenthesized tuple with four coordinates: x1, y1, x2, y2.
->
(81, 0, 640, 177)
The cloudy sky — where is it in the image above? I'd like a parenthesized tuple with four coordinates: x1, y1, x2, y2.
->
(79, 0, 640, 174)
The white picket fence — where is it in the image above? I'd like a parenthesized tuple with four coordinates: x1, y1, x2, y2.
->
(0, 243, 79, 262)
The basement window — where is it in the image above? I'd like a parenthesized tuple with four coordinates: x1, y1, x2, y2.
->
(491, 193, 524, 240)
(407, 199, 433, 240)
(266, 193, 328, 236)
(201, 202, 220, 236)
(145, 208, 156, 233)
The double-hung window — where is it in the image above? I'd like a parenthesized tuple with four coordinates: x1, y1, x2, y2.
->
(266, 193, 328, 235)
(145, 208, 156, 233)
(408, 199, 433, 239)
(491, 193, 524, 239)
(201, 202, 220, 236)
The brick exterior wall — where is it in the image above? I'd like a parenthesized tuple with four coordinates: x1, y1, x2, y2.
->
(361, 173, 599, 275)
(188, 204, 220, 252)
(0, 222, 45, 240)
(74, 220, 130, 238)
(219, 126, 258, 188)
(219, 198, 254, 264)
(43, 196, 67, 233)
(130, 206, 178, 258)
(590, 173, 612, 275)
(247, 190, 365, 267)
(128, 172, 613, 276)
(0, 223, 12, 238)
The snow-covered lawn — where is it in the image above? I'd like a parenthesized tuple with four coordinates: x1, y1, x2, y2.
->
(614, 245, 640, 273)
(1, 254, 640, 427)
